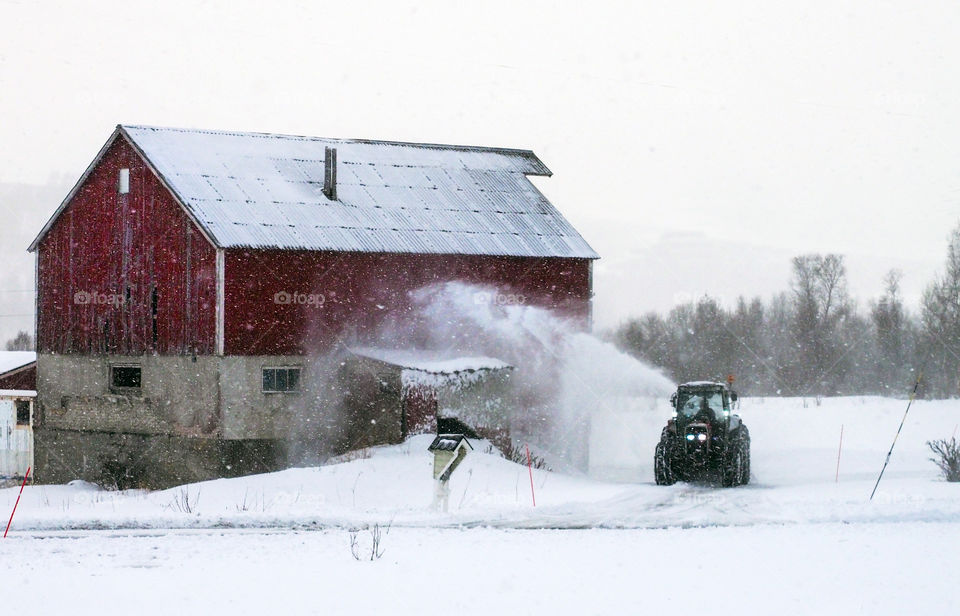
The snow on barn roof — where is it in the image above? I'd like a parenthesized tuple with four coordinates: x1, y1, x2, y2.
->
(31, 124, 597, 258)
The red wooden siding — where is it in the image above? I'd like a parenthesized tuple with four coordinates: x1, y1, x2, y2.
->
(223, 250, 591, 355)
(402, 386, 438, 437)
(36, 137, 217, 355)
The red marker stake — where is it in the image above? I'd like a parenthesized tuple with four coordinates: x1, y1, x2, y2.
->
(835, 425, 844, 483)
(525, 444, 536, 507)
(4, 466, 31, 538)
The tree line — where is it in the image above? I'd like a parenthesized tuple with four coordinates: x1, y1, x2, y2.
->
(611, 224, 960, 399)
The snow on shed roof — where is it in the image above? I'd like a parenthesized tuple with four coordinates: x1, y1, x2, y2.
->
(350, 347, 512, 374)
(0, 389, 35, 398)
(0, 352, 36, 376)
(104, 125, 597, 258)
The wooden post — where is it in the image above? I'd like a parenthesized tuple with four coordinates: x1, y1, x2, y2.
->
(526, 444, 536, 507)
(835, 425, 844, 483)
(4, 466, 30, 538)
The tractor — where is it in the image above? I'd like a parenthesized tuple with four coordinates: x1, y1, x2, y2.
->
(654, 381, 750, 487)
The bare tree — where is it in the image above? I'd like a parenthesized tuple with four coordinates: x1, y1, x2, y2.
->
(921, 224, 960, 397)
(5, 330, 33, 351)
(607, 251, 949, 398)
(872, 270, 913, 394)
(789, 254, 851, 396)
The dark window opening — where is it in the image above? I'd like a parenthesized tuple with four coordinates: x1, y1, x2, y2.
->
(15, 400, 30, 426)
(111, 365, 142, 389)
(262, 367, 301, 393)
(151, 287, 159, 346)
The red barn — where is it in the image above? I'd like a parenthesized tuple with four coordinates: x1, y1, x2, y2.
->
(28, 125, 597, 487)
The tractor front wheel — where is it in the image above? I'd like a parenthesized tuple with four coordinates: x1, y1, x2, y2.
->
(655, 440, 676, 485)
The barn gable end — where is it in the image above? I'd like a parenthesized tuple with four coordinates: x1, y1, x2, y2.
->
(32, 131, 218, 355)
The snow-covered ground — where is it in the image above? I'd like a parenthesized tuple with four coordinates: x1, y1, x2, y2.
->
(2, 396, 959, 614)
(3, 395, 958, 530)
(4, 523, 958, 615)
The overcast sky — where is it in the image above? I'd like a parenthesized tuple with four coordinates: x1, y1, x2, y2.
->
(1, 0, 958, 336)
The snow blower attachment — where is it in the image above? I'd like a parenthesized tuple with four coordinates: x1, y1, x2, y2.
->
(655, 381, 750, 487)
(428, 434, 472, 511)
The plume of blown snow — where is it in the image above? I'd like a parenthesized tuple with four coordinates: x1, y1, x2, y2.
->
(397, 282, 674, 469)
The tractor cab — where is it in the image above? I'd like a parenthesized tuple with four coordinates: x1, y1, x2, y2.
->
(670, 382, 737, 427)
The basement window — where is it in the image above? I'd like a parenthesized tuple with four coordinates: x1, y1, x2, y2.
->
(262, 367, 301, 393)
(118, 168, 130, 194)
(15, 401, 30, 426)
(111, 365, 142, 390)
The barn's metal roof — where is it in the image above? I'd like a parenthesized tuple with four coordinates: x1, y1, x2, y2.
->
(112, 125, 598, 258)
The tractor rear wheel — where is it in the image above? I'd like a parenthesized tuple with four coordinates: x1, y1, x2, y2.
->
(740, 441, 751, 485)
(739, 426, 751, 485)
(721, 445, 744, 487)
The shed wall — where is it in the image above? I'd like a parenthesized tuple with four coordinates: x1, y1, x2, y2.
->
(0, 397, 33, 480)
(0, 365, 36, 391)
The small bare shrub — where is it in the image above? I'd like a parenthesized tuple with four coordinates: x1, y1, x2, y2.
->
(928, 438, 960, 482)
(235, 489, 274, 513)
(167, 487, 201, 513)
(349, 523, 388, 561)
(496, 441, 551, 471)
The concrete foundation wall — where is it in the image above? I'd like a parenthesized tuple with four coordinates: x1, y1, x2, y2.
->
(217, 355, 340, 440)
(37, 354, 220, 436)
(33, 428, 291, 488)
(36, 353, 341, 441)
(34, 353, 347, 487)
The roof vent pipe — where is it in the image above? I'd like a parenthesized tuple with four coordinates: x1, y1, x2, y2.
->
(323, 146, 337, 201)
